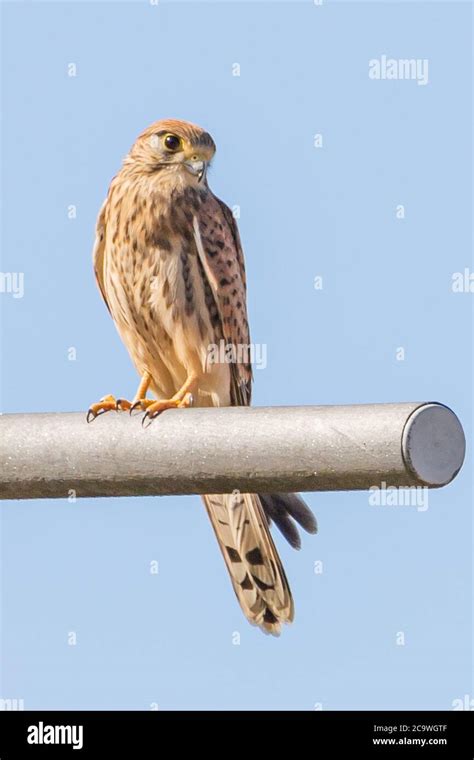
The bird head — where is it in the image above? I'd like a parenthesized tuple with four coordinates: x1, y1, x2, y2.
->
(127, 119, 216, 184)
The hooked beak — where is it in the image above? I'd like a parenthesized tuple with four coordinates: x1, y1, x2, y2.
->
(184, 159, 207, 183)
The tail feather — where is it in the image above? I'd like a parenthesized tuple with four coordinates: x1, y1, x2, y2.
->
(259, 493, 318, 549)
(202, 493, 294, 635)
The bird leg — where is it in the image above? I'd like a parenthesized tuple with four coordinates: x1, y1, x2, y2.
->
(87, 371, 152, 423)
(137, 373, 199, 424)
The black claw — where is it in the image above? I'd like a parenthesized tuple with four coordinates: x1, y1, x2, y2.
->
(88, 408, 109, 422)
(141, 409, 164, 427)
(86, 409, 95, 424)
(130, 401, 142, 416)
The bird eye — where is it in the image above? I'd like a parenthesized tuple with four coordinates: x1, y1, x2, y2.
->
(163, 134, 182, 152)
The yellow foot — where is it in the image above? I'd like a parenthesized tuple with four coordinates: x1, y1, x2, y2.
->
(138, 392, 195, 426)
(86, 394, 132, 423)
(129, 398, 155, 415)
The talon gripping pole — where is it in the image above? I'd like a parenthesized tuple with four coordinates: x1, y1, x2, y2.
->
(0, 402, 465, 500)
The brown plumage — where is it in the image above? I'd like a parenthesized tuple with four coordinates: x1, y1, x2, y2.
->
(90, 118, 317, 634)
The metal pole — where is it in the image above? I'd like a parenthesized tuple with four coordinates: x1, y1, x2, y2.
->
(0, 402, 465, 500)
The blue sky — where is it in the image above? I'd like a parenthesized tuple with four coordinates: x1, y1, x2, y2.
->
(1, 0, 472, 709)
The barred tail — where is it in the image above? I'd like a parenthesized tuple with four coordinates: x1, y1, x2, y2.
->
(202, 492, 294, 635)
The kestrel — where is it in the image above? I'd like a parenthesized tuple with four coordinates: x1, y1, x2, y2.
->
(88, 119, 317, 634)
